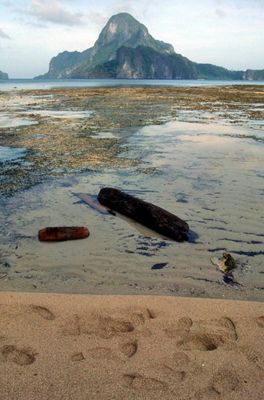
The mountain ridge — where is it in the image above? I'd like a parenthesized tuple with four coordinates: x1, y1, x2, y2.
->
(36, 12, 263, 81)
(0, 70, 9, 80)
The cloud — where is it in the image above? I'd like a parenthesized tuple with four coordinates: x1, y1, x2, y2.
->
(80, 1, 154, 30)
(0, 27, 11, 39)
(109, 0, 156, 19)
(86, 11, 108, 26)
(0, 0, 12, 6)
(215, 8, 227, 18)
(26, 0, 84, 26)
(110, 0, 136, 15)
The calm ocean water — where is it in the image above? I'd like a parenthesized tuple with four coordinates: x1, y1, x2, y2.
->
(0, 78, 264, 91)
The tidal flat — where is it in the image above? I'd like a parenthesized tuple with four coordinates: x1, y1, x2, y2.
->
(0, 85, 263, 300)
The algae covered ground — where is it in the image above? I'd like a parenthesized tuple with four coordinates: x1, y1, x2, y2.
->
(0, 85, 263, 196)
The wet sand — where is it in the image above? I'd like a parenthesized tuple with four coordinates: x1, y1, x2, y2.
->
(0, 292, 263, 400)
(0, 160, 263, 301)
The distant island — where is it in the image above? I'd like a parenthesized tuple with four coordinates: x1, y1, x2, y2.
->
(243, 69, 264, 81)
(36, 13, 263, 81)
(0, 70, 9, 80)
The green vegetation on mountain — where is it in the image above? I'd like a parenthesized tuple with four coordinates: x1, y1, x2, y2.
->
(194, 64, 243, 80)
(73, 46, 197, 79)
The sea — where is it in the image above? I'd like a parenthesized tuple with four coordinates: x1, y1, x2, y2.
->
(1, 78, 264, 92)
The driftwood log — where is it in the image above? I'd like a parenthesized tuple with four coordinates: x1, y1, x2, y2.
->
(98, 188, 189, 242)
(38, 227, 89, 242)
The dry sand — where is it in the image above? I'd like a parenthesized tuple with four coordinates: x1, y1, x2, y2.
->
(0, 292, 263, 399)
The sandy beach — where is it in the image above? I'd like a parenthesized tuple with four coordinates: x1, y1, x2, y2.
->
(0, 292, 263, 399)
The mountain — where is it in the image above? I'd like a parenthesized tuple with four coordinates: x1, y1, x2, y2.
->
(36, 13, 260, 81)
(243, 69, 264, 81)
(36, 49, 92, 79)
(37, 13, 176, 79)
(0, 70, 8, 80)
(87, 13, 174, 67)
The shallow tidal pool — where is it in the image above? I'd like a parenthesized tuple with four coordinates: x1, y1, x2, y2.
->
(0, 114, 263, 300)
(1, 85, 264, 299)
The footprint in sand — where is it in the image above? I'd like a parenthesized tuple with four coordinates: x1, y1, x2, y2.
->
(240, 345, 264, 370)
(62, 314, 81, 336)
(119, 340, 138, 358)
(178, 333, 223, 351)
(61, 314, 134, 339)
(0, 345, 36, 366)
(29, 305, 55, 321)
(218, 317, 238, 340)
(195, 387, 221, 400)
(144, 351, 189, 385)
(61, 307, 156, 339)
(195, 369, 240, 399)
(164, 317, 193, 339)
(71, 352, 85, 362)
(97, 317, 135, 339)
(122, 373, 168, 391)
(177, 317, 193, 330)
(162, 365, 186, 381)
(86, 347, 112, 359)
(256, 316, 264, 328)
(130, 308, 156, 326)
(166, 351, 190, 369)
(176, 316, 238, 351)
(85, 347, 123, 363)
(210, 368, 240, 395)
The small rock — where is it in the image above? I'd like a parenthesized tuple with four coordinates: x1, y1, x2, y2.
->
(211, 253, 236, 274)
(218, 253, 236, 273)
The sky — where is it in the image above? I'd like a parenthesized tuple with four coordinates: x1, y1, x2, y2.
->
(0, 0, 263, 78)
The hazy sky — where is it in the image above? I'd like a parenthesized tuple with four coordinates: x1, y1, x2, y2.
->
(0, 0, 263, 78)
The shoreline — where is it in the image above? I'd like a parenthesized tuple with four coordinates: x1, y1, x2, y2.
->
(1, 287, 264, 303)
(0, 291, 263, 399)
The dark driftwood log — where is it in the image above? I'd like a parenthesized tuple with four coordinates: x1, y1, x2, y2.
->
(98, 188, 189, 242)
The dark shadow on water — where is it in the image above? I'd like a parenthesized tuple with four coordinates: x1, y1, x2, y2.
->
(187, 229, 199, 243)
(151, 262, 168, 270)
(223, 274, 242, 287)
